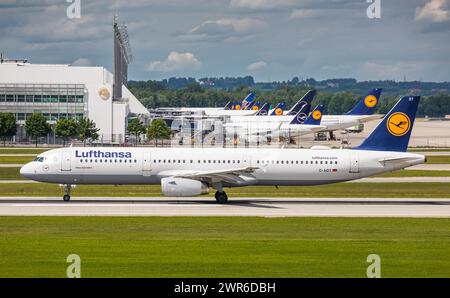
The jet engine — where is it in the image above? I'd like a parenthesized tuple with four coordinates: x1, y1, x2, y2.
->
(161, 177, 209, 197)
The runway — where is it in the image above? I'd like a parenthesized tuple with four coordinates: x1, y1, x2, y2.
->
(0, 197, 449, 218)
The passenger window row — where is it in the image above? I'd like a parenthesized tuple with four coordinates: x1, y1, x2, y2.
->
(153, 160, 241, 164)
(256, 160, 338, 165)
(80, 159, 137, 164)
(78, 158, 337, 165)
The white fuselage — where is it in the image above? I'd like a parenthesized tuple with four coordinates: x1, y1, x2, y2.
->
(227, 114, 384, 132)
(223, 122, 325, 137)
(158, 107, 258, 117)
(21, 147, 424, 188)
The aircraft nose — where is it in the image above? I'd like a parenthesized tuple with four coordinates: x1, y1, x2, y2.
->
(20, 163, 35, 179)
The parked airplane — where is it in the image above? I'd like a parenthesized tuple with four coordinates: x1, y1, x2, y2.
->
(269, 102, 286, 116)
(223, 105, 325, 138)
(157, 92, 257, 116)
(21, 96, 423, 204)
(285, 90, 316, 116)
(227, 88, 384, 134)
(320, 88, 384, 138)
(255, 103, 271, 116)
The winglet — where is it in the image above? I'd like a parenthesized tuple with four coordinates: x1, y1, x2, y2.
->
(355, 96, 420, 152)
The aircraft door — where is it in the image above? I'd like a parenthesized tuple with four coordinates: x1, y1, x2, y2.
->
(349, 152, 360, 173)
(142, 151, 152, 176)
(61, 149, 71, 171)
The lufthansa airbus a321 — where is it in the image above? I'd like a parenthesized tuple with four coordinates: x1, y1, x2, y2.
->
(21, 96, 425, 204)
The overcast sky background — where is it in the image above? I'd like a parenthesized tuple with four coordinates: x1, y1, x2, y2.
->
(1, 0, 449, 82)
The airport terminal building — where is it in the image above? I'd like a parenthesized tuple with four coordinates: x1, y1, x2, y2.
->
(0, 16, 149, 145)
(0, 60, 149, 144)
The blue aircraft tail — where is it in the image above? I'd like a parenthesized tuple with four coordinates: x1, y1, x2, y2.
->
(256, 103, 270, 116)
(224, 100, 233, 110)
(346, 88, 382, 116)
(356, 96, 420, 152)
(241, 92, 256, 109)
(234, 101, 243, 110)
(270, 102, 286, 116)
(303, 105, 325, 125)
(289, 103, 312, 124)
(286, 90, 316, 116)
(245, 100, 260, 110)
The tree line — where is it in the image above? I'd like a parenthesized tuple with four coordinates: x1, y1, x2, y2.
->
(129, 83, 450, 117)
(0, 112, 172, 147)
(0, 112, 100, 147)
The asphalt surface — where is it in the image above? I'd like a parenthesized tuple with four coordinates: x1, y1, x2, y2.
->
(1, 197, 449, 217)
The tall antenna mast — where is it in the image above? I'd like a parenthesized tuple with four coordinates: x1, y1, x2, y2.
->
(113, 14, 133, 101)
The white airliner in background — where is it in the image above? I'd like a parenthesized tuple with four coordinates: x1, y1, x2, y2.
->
(21, 96, 424, 204)
(223, 104, 326, 138)
(228, 88, 384, 134)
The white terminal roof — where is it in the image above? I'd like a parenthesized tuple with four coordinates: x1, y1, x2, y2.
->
(0, 61, 149, 116)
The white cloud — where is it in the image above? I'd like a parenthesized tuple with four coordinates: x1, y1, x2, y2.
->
(186, 18, 267, 41)
(148, 51, 202, 72)
(415, 0, 450, 23)
(230, 0, 296, 10)
(246, 61, 267, 71)
(71, 58, 92, 66)
(290, 9, 319, 20)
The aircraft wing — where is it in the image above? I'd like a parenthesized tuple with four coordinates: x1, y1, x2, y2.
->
(358, 114, 384, 123)
(306, 125, 327, 133)
(163, 167, 260, 185)
(274, 124, 327, 136)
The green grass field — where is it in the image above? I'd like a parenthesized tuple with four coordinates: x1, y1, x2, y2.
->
(1, 167, 449, 181)
(409, 148, 450, 152)
(0, 168, 25, 180)
(0, 217, 449, 277)
(376, 170, 450, 177)
(0, 148, 49, 155)
(1, 182, 450, 198)
(0, 156, 35, 164)
(425, 156, 450, 164)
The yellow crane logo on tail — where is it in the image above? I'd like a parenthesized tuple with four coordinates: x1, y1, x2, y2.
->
(364, 95, 378, 108)
(387, 112, 411, 136)
(312, 110, 322, 120)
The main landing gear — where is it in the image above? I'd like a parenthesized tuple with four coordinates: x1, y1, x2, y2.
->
(215, 191, 228, 204)
(63, 184, 72, 202)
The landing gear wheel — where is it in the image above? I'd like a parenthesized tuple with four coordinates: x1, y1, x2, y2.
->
(63, 184, 72, 202)
(215, 191, 228, 204)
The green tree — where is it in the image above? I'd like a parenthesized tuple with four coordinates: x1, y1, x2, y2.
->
(147, 119, 171, 147)
(55, 118, 78, 146)
(25, 113, 51, 147)
(0, 112, 17, 146)
(127, 118, 146, 146)
(77, 117, 100, 146)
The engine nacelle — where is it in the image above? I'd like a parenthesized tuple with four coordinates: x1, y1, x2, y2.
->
(161, 177, 209, 197)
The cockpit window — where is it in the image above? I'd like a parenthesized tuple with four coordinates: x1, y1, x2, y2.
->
(34, 157, 45, 162)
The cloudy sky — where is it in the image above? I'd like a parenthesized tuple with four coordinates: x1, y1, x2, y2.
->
(1, 0, 450, 82)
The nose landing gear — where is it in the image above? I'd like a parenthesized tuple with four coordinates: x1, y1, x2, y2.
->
(63, 184, 72, 202)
